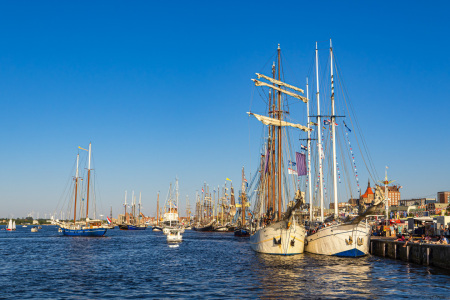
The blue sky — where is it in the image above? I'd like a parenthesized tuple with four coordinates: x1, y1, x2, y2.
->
(0, 1, 449, 218)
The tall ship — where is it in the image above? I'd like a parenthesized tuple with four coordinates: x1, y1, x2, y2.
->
(234, 168, 250, 237)
(56, 143, 107, 237)
(248, 45, 308, 255)
(193, 183, 216, 231)
(119, 191, 147, 230)
(303, 40, 383, 257)
(162, 179, 183, 235)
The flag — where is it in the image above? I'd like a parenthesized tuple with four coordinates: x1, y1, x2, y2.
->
(301, 144, 307, 151)
(264, 146, 270, 174)
(343, 121, 351, 132)
(309, 121, 318, 126)
(226, 178, 232, 181)
(324, 119, 331, 125)
(202, 188, 204, 193)
(106, 216, 112, 225)
(288, 167, 298, 175)
(78, 146, 88, 151)
(296, 152, 307, 176)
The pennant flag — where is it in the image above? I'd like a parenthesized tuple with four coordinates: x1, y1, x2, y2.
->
(106, 216, 112, 224)
(324, 119, 331, 125)
(226, 178, 232, 181)
(343, 121, 351, 132)
(295, 152, 307, 176)
(309, 121, 318, 126)
(202, 188, 204, 193)
(301, 144, 308, 151)
(78, 146, 88, 151)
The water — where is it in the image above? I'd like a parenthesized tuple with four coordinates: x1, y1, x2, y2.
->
(1, 226, 449, 299)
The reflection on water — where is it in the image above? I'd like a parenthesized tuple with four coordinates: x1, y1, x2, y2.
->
(1, 226, 449, 298)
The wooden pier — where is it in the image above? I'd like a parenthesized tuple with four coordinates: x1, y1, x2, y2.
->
(370, 237, 450, 270)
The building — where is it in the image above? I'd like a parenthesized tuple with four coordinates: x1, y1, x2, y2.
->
(360, 180, 374, 205)
(399, 198, 436, 207)
(376, 184, 401, 206)
(437, 191, 450, 204)
(329, 202, 349, 210)
(348, 198, 358, 207)
(426, 203, 449, 215)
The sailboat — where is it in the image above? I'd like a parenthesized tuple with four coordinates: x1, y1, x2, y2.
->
(57, 143, 107, 237)
(248, 45, 308, 255)
(234, 168, 250, 237)
(119, 191, 146, 230)
(304, 41, 382, 257)
(152, 192, 163, 231)
(6, 219, 16, 231)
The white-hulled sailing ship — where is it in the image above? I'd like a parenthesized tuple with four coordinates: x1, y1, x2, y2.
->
(304, 40, 383, 257)
(57, 143, 107, 237)
(248, 45, 309, 255)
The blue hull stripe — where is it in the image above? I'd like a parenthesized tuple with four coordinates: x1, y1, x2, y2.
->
(333, 248, 365, 257)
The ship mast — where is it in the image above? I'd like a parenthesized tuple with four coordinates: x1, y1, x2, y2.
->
(73, 153, 79, 224)
(330, 39, 339, 218)
(124, 190, 127, 224)
(139, 192, 142, 224)
(271, 61, 276, 218)
(85, 143, 92, 223)
(241, 167, 246, 227)
(156, 192, 159, 226)
(306, 78, 313, 222)
(277, 44, 282, 221)
(315, 42, 325, 222)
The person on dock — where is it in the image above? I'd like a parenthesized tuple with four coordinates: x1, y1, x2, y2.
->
(439, 235, 449, 244)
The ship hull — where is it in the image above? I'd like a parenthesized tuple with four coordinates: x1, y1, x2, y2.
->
(119, 224, 146, 230)
(305, 222, 370, 257)
(61, 228, 107, 237)
(250, 220, 305, 255)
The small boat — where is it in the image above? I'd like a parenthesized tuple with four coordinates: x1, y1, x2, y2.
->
(152, 226, 162, 231)
(31, 227, 38, 232)
(22, 225, 28, 228)
(119, 224, 146, 230)
(6, 219, 16, 231)
(166, 228, 182, 243)
(234, 228, 250, 237)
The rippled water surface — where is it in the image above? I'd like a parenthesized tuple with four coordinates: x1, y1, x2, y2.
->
(1, 226, 449, 299)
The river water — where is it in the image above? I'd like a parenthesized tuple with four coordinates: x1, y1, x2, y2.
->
(1, 226, 449, 299)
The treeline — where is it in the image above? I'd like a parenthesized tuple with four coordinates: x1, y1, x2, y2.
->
(0, 217, 51, 225)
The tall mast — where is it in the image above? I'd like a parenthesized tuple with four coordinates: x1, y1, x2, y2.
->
(316, 42, 325, 222)
(241, 167, 246, 227)
(306, 78, 313, 223)
(277, 44, 282, 221)
(139, 192, 142, 224)
(86, 142, 91, 222)
(156, 192, 159, 226)
(176, 178, 179, 223)
(271, 61, 276, 217)
(73, 153, 79, 224)
(330, 39, 339, 218)
(123, 190, 127, 223)
(132, 190, 135, 224)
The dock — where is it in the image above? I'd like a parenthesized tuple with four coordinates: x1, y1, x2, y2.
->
(370, 237, 450, 270)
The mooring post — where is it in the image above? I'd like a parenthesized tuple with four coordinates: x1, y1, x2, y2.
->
(394, 243, 397, 259)
(407, 246, 410, 262)
(427, 248, 430, 266)
(383, 242, 386, 257)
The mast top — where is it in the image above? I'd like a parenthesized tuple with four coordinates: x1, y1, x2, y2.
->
(277, 44, 280, 50)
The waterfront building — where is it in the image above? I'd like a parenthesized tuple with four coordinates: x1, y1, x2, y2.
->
(399, 198, 436, 206)
(360, 180, 374, 205)
(376, 184, 401, 206)
(437, 191, 450, 204)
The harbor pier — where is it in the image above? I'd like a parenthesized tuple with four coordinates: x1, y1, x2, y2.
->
(370, 237, 450, 270)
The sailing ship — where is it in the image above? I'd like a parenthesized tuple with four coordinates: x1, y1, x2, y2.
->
(57, 143, 107, 237)
(119, 191, 147, 230)
(303, 40, 382, 257)
(6, 219, 16, 231)
(234, 168, 250, 237)
(193, 183, 216, 231)
(152, 192, 163, 231)
(248, 45, 308, 255)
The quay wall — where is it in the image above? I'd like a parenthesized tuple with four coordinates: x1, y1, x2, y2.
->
(370, 238, 450, 270)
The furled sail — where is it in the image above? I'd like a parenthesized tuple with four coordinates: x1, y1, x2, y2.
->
(252, 79, 308, 103)
(256, 73, 304, 93)
(247, 112, 311, 132)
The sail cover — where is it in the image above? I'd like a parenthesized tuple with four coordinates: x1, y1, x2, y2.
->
(252, 79, 308, 103)
(247, 112, 311, 132)
(256, 73, 304, 93)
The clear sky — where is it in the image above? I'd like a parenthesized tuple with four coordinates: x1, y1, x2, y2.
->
(1, 1, 449, 218)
